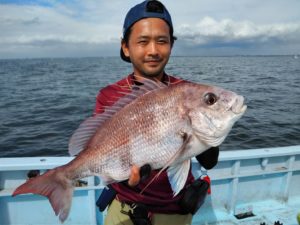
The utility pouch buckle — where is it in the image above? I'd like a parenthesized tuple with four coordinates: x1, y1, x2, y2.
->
(120, 202, 152, 225)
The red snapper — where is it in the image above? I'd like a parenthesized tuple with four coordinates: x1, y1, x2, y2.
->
(13, 79, 247, 222)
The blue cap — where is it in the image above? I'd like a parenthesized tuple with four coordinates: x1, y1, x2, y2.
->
(121, 0, 173, 62)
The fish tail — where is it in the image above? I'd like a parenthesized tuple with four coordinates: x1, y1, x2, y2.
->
(12, 167, 73, 223)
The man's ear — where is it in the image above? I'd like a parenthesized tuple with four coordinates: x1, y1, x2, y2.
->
(121, 40, 130, 58)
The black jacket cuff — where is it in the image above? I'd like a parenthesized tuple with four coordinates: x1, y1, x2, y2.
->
(195, 146, 219, 170)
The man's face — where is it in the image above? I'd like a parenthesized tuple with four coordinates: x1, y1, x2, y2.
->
(122, 18, 172, 80)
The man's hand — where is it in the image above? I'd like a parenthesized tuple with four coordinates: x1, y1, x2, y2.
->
(128, 164, 152, 187)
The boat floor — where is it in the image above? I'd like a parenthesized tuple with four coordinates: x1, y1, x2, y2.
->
(193, 198, 300, 225)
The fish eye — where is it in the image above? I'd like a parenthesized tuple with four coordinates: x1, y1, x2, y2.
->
(204, 93, 218, 105)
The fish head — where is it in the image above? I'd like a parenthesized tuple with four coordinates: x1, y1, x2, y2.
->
(182, 83, 247, 147)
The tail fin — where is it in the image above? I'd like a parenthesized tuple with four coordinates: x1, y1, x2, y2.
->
(12, 168, 73, 223)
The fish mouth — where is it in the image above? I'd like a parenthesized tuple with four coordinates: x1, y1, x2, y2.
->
(230, 95, 247, 115)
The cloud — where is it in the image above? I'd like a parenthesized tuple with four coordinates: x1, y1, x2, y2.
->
(0, 4, 121, 45)
(0, 3, 124, 58)
(176, 17, 300, 46)
(0, 1, 300, 58)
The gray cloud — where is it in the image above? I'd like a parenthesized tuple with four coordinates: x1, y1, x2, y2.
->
(172, 17, 300, 55)
(0, 4, 121, 47)
(176, 17, 300, 45)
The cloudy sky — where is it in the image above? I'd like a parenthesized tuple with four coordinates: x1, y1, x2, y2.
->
(0, 0, 300, 59)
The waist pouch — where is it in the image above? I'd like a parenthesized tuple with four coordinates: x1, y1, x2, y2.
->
(96, 185, 117, 212)
(179, 178, 210, 214)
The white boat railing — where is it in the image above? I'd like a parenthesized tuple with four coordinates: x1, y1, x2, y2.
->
(1, 145, 300, 225)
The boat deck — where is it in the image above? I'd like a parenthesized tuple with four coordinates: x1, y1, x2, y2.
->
(193, 198, 300, 225)
(1, 145, 300, 225)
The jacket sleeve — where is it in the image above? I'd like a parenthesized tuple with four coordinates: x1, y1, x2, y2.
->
(195, 147, 219, 170)
(93, 89, 107, 115)
(93, 85, 120, 115)
(93, 83, 131, 115)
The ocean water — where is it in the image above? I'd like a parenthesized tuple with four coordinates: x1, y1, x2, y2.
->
(0, 56, 299, 157)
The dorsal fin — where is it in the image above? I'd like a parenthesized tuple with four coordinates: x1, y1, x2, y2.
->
(68, 78, 167, 156)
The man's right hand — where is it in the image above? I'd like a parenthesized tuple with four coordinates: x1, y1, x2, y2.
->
(128, 164, 151, 186)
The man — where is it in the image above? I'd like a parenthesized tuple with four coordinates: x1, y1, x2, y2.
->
(94, 1, 219, 225)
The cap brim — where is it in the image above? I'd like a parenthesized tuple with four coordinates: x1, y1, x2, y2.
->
(120, 48, 131, 63)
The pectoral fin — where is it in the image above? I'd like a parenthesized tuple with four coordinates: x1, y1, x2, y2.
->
(167, 159, 191, 196)
(140, 133, 192, 195)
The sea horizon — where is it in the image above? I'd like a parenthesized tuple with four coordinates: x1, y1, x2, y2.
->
(0, 56, 299, 157)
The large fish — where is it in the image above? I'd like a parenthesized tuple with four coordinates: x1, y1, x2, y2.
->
(13, 79, 247, 222)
